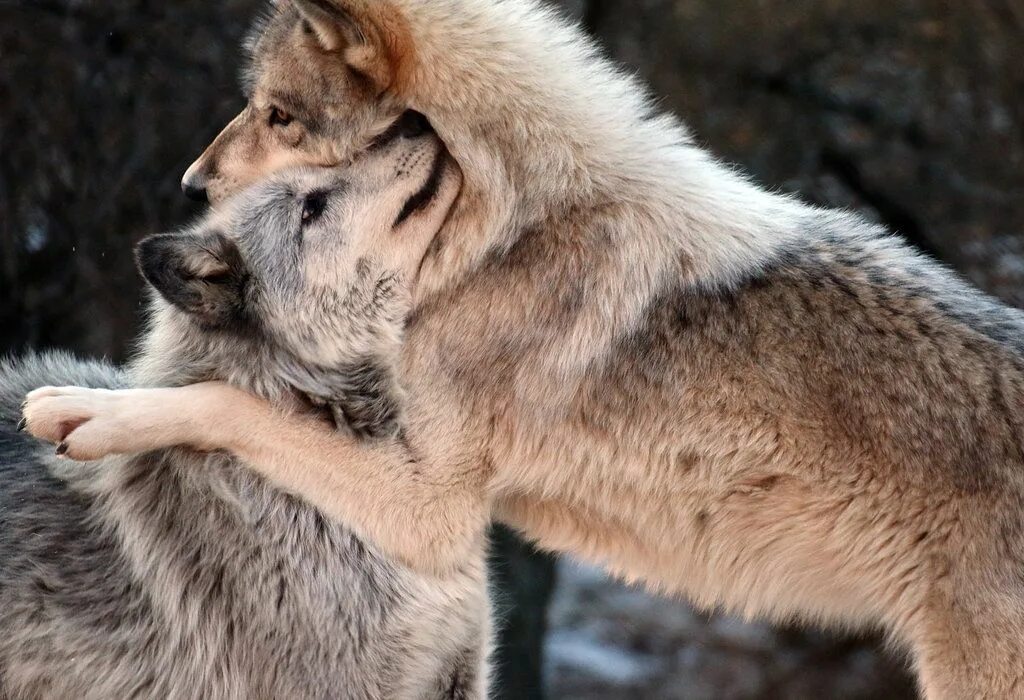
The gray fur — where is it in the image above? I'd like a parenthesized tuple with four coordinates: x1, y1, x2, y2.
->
(0, 166, 488, 698)
(0, 357, 487, 698)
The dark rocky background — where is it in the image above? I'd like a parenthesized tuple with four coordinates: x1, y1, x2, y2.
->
(2, 0, 1022, 697)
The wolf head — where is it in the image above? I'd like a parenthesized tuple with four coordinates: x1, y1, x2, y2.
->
(182, 0, 421, 203)
(142, 118, 460, 434)
(181, 0, 638, 301)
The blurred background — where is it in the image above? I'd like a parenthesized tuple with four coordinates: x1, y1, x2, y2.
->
(2, 0, 1022, 697)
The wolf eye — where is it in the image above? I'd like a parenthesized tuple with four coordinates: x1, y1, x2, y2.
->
(301, 191, 328, 225)
(269, 106, 293, 128)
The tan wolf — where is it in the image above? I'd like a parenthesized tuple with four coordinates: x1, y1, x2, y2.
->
(22, 0, 1024, 696)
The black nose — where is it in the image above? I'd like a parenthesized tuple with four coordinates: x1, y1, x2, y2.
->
(397, 110, 432, 139)
(182, 182, 208, 203)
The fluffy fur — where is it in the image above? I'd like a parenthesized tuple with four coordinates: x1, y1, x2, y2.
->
(27, 0, 1024, 696)
(6, 134, 487, 698)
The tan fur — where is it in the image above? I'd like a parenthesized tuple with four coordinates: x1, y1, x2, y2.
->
(27, 1, 1024, 696)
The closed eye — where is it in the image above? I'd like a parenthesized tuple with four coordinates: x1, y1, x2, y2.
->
(301, 191, 328, 226)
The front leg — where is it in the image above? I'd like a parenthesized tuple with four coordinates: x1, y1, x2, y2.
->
(22, 383, 489, 577)
(22, 384, 221, 459)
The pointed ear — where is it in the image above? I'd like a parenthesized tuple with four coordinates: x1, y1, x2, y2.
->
(293, 0, 354, 51)
(136, 232, 249, 328)
(292, 0, 404, 90)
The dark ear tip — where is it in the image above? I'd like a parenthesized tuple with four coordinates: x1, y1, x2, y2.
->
(135, 233, 180, 287)
(135, 232, 175, 255)
(135, 233, 164, 254)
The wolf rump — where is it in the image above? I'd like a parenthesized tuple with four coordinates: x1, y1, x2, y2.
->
(22, 0, 1024, 696)
(3, 126, 488, 698)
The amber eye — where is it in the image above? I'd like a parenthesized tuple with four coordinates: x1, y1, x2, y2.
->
(268, 106, 293, 128)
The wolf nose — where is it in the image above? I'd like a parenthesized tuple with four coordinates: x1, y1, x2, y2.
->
(183, 183, 208, 202)
(182, 181, 208, 203)
(181, 171, 209, 202)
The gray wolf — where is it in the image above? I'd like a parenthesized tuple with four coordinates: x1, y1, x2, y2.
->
(7, 125, 488, 698)
(25, 0, 1024, 696)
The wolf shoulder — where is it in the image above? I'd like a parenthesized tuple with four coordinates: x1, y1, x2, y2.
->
(613, 208, 1024, 372)
(771, 210, 1024, 360)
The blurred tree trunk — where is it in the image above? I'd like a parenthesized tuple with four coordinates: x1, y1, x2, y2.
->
(489, 526, 558, 700)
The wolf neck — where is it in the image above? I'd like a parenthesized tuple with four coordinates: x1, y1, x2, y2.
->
(129, 304, 401, 439)
(399, 0, 807, 297)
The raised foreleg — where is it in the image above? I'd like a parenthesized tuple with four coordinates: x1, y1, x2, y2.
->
(22, 383, 488, 577)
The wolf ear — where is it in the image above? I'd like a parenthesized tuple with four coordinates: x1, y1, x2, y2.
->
(136, 232, 249, 328)
(292, 0, 400, 90)
(293, 0, 357, 52)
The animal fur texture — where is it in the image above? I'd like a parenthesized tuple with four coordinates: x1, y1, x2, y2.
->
(23, 0, 1024, 696)
(6, 130, 488, 699)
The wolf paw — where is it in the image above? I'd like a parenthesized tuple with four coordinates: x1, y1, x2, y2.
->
(21, 386, 132, 461)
